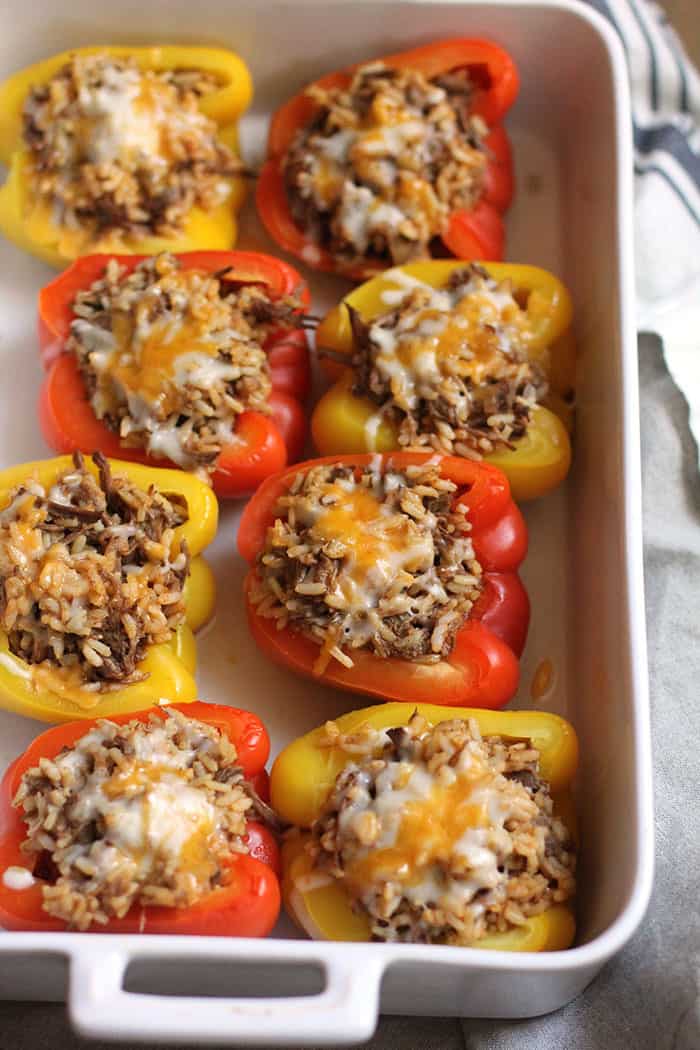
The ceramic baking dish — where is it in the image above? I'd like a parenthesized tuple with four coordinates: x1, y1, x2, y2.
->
(0, 0, 653, 1044)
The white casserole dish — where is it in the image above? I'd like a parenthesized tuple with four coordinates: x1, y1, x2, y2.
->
(0, 0, 653, 1044)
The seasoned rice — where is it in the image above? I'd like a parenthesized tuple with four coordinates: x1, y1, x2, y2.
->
(67, 253, 304, 471)
(284, 62, 488, 269)
(306, 711, 575, 944)
(13, 709, 254, 929)
(0, 451, 188, 694)
(250, 458, 483, 670)
(349, 264, 548, 457)
(22, 52, 241, 239)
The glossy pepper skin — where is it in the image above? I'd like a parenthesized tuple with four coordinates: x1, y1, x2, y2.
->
(38, 251, 311, 499)
(238, 452, 529, 708)
(313, 261, 575, 502)
(0, 702, 281, 935)
(0, 46, 252, 268)
(256, 40, 518, 278)
(0, 456, 218, 722)
(271, 701, 577, 951)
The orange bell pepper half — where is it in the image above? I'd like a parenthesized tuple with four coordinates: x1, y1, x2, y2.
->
(238, 452, 528, 708)
(37, 251, 311, 499)
(257, 39, 518, 277)
(0, 702, 281, 936)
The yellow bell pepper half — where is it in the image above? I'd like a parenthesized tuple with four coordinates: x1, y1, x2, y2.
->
(0, 46, 252, 268)
(0, 456, 218, 722)
(271, 702, 578, 952)
(313, 262, 575, 502)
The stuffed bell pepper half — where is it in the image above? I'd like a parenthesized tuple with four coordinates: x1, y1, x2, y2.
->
(271, 702, 577, 950)
(0, 452, 218, 722)
(38, 251, 311, 498)
(0, 46, 253, 267)
(0, 702, 281, 935)
(313, 261, 574, 501)
(238, 452, 529, 708)
(257, 39, 519, 277)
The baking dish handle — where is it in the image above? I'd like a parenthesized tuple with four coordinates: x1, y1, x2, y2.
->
(68, 944, 385, 1045)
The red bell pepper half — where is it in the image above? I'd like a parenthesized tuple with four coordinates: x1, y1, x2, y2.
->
(256, 39, 518, 277)
(0, 702, 281, 935)
(37, 251, 312, 499)
(238, 453, 529, 708)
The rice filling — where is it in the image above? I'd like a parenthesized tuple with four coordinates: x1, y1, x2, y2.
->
(350, 264, 548, 457)
(307, 712, 576, 945)
(22, 52, 242, 238)
(0, 451, 189, 691)
(283, 62, 489, 268)
(67, 253, 303, 472)
(12, 709, 254, 929)
(250, 458, 483, 670)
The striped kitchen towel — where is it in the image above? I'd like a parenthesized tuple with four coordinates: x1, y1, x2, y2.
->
(588, 0, 700, 449)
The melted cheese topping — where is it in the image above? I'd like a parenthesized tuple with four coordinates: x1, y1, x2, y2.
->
(308, 481, 434, 612)
(370, 272, 531, 411)
(338, 739, 515, 914)
(66, 60, 221, 176)
(56, 733, 218, 885)
(305, 92, 450, 254)
(89, 270, 239, 415)
(77, 63, 163, 167)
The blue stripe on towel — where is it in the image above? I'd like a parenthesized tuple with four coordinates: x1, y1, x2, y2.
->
(628, 0, 659, 109)
(634, 161, 700, 224)
(653, 5, 690, 112)
(633, 124, 700, 184)
(582, 0, 700, 224)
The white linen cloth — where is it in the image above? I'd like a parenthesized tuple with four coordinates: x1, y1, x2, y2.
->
(594, 0, 700, 450)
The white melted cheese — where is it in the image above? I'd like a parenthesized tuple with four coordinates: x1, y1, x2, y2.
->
(315, 129, 356, 163)
(172, 351, 240, 388)
(99, 775, 215, 871)
(302, 478, 436, 642)
(78, 63, 163, 167)
(358, 120, 426, 157)
(2, 866, 35, 891)
(368, 272, 527, 410)
(335, 185, 409, 255)
(56, 731, 216, 880)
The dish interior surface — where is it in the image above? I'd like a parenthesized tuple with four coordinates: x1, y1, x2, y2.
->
(0, 0, 651, 1033)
